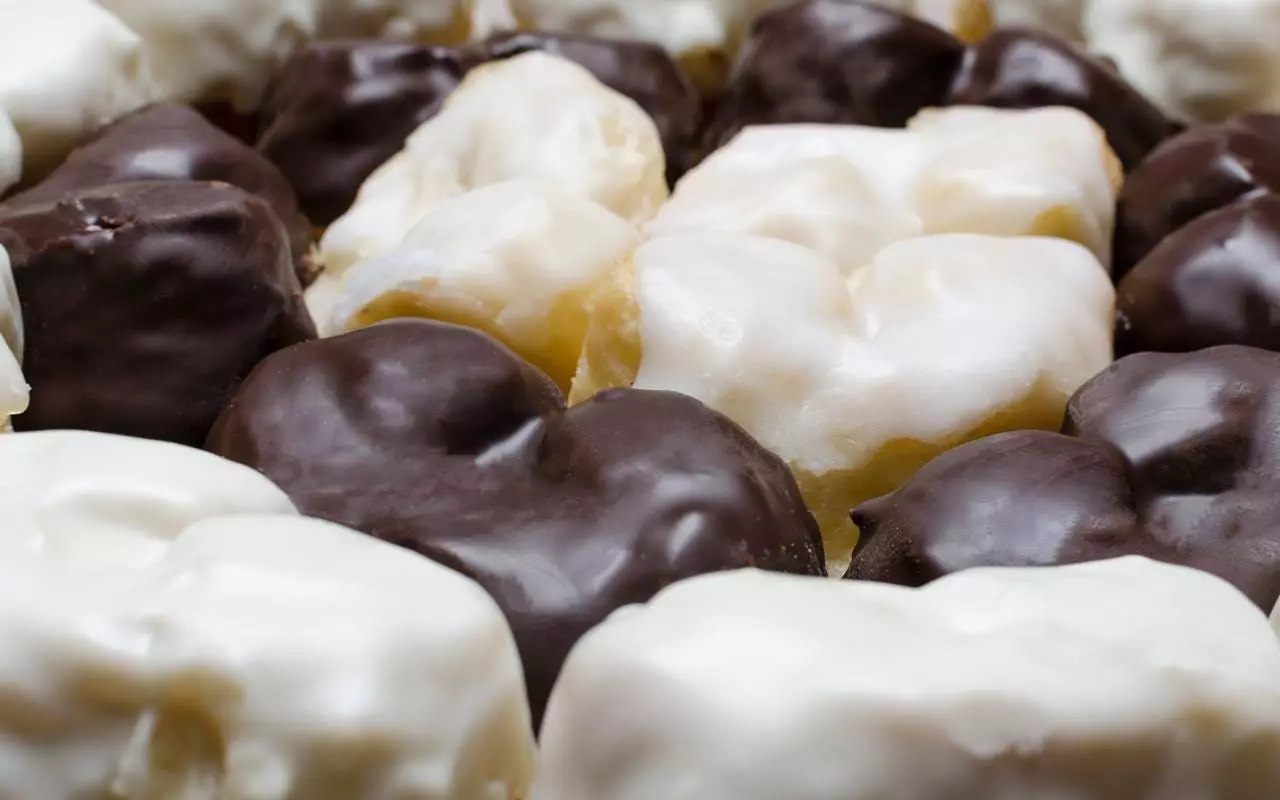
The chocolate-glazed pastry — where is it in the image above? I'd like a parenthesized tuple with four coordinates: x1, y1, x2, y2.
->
(1113, 114, 1280, 280)
(1116, 195, 1280, 356)
(0, 181, 314, 445)
(701, 0, 965, 153)
(3, 103, 316, 285)
(847, 346, 1280, 610)
(481, 32, 702, 184)
(257, 42, 471, 228)
(207, 319, 825, 728)
(947, 28, 1180, 170)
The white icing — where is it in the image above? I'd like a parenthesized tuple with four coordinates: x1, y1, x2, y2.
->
(0, 431, 535, 799)
(315, 0, 511, 40)
(1084, 0, 1280, 124)
(0, 0, 155, 178)
(0, 245, 26, 426)
(0, 110, 20, 194)
(334, 180, 639, 387)
(536, 558, 1280, 800)
(95, 0, 316, 109)
(989, 0, 1085, 42)
(648, 106, 1120, 276)
(320, 51, 666, 276)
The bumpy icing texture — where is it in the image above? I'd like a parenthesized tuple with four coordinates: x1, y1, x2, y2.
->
(649, 107, 1120, 276)
(319, 52, 666, 275)
(849, 346, 1280, 610)
(207, 319, 825, 726)
(0, 0, 155, 179)
(703, 1, 1175, 170)
(332, 180, 639, 389)
(0, 181, 314, 445)
(535, 559, 1280, 800)
(571, 233, 1114, 570)
(6, 103, 314, 285)
(0, 430, 535, 800)
(1113, 114, 1280, 280)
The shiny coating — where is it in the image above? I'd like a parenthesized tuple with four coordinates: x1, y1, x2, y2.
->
(258, 42, 472, 227)
(846, 346, 1280, 610)
(949, 28, 1179, 169)
(0, 181, 315, 445)
(702, 0, 965, 152)
(1117, 195, 1280, 356)
(207, 319, 826, 728)
(4, 103, 315, 285)
(1113, 114, 1280, 280)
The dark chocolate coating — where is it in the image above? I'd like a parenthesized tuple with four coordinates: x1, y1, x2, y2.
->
(0, 181, 315, 445)
(1113, 114, 1280, 280)
(947, 28, 1179, 170)
(1116, 195, 1280, 356)
(701, 0, 965, 153)
(207, 319, 825, 727)
(3, 103, 315, 285)
(481, 32, 702, 184)
(847, 346, 1280, 609)
(257, 42, 471, 227)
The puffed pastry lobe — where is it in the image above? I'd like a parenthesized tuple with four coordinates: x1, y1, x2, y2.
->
(648, 106, 1122, 276)
(535, 558, 1280, 800)
(0, 431, 535, 800)
(319, 51, 667, 276)
(331, 180, 640, 389)
(0, 0, 155, 179)
(571, 232, 1114, 570)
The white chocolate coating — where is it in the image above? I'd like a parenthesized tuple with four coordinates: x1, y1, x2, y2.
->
(0, 110, 20, 194)
(315, 0, 512, 41)
(1084, 0, 1280, 124)
(536, 558, 1280, 800)
(334, 180, 640, 388)
(0, 0, 155, 178)
(0, 245, 26, 426)
(989, 0, 1085, 42)
(320, 52, 666, 276)
(0, 431, 536, 799)
(571, 232, 1114, 568)
(95, 0, 316, 109)
(649, 107, 1121, 276)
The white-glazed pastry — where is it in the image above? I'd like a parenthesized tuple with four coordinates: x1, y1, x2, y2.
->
(333, 180, 640, 388)
(0, 245, 26, 426)
(536, 558, 1280, 800)
(649, 106, 1121, 276)
(1084, 0, 1280, 124)
(571, 232, 1114, 568)
(320, 51, 666, 276)
(95, 0, 315, 109)
(0, 0, 155, 178)
(0, 431, 535, 799)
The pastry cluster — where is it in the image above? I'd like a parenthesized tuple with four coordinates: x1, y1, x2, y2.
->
(4, 0, 1280, 797)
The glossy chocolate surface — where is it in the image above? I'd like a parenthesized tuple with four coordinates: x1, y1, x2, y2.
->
(257, 42, 471, 227)
(0, 181, 314, 445)
(207, 319, 825, 727)
(1116, 195, 1280, 356)
(948, 28, 1179, 170)
(846, 346, 1280, 609)
(482, 32, 702, 183)
(1113, 114, 1280, 280)
(4, 103, 315, 284)
(702, 0, 965, 152)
